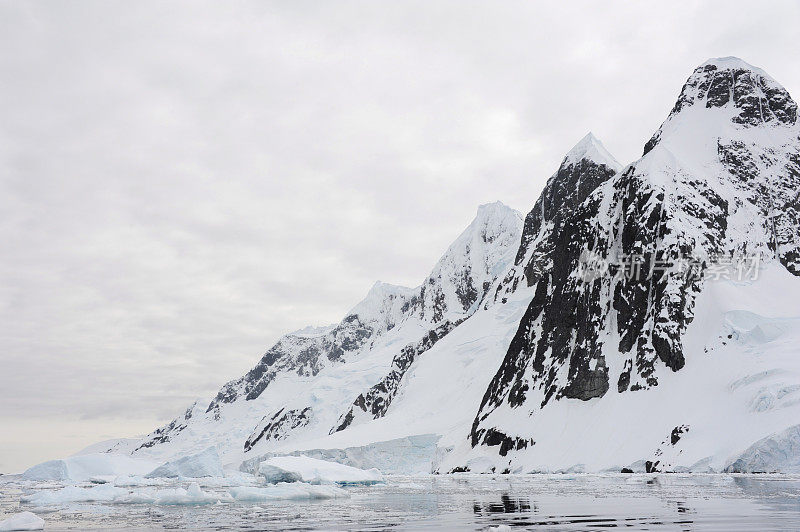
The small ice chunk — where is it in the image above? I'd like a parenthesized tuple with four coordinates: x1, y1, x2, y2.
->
(0, 512, 45, 531)
(257, 455, 382, 485)
(229, 483, 349, 501)
(146, 447, 224, 478)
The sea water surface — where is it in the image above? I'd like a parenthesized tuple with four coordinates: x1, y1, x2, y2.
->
(2, 474, 800, 530)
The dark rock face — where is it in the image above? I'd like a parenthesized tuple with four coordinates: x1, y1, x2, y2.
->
(473, 156, 619, 450)
(717, 139, 800, 275)
(671, 424, 689, 445)
(611, 168, 727, 389)
(244, 406, 312, 452)
(472, 145, 728, 449)
(331, 318, 465, 433)
(471, 427, 533, 457)
(455, 268, 479, 312)
(514, 157, 619, 279)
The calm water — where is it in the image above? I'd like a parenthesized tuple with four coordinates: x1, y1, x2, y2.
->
(2, 474, 800, 530)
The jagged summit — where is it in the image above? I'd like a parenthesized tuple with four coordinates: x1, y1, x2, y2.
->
(506, 133, 621, 282)
(288, 324, 337, 338)
(643, 57, 798, 157)
(475, 200, 515, 216)
(699, 56, 772, 77)
(418, 201, 522, 321)
(467, 201, 522, 240)
(562, 132, 622, 171)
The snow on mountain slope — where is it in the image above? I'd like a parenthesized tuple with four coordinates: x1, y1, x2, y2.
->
(451, 263, 800, 473)
(125, 202, 523, 466)
(463, 57, 800, 473)
(278, 283, 535, 459)
(98, 57, 800, 476)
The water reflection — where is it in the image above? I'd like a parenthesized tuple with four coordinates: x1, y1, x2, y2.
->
(473, 493, 532, 515)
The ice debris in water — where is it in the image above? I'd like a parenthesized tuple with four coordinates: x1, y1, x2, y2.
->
(19, 479, 350, 507)
(151, 482, 230, 505)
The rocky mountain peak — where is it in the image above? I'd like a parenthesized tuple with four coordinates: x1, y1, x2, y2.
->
(676, 57, 795, 124)
(645, 57, 798, 155)
(562, 132, 622, 171)
(416, 202, 523, 322)
(345, 281, 415, 329)
(509, 134, 620, 280)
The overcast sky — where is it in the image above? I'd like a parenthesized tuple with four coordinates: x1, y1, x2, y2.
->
(1, 0, 798, 473)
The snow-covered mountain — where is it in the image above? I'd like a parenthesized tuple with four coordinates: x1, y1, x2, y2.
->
(128, 201, 524, 465)
(463, 56, 800, 473)
(118, 57, 800, 475)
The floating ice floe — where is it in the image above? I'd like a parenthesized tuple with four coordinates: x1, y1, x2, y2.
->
(258, 455, 382, 485)
(0, 512, 45, 531)
(21, 482, 227, 506)
(19, 480, 349, 507)
(22, 484, 128, 505)
(145, 447, 224, 478)
(21, 453, 158, 482)
(229, 483, 349, 501)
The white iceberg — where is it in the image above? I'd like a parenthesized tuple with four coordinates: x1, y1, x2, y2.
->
(229, 483, 349, 501)
(21, 459, 69, 481)
(22, 453, 158, 482)
(0, 512, 45, 531)
(241, 435, 440, 476)
(21, 484, 127, 506)
(257, 455, 382, 485)
(145, 447, 224, 478)
(256, 464, 303, 484)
